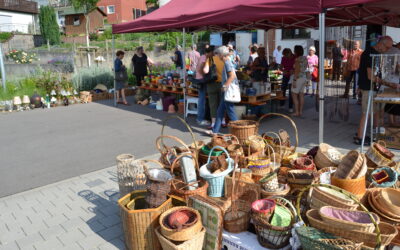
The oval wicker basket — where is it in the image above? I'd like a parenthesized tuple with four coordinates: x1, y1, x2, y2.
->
(287, 170, 318, 185)
(314, 143, 342, 170)
(379, 188, 400, 215)
(228, 120, 258, 144)
(159, 206, 203, 242)
(311, 186, 358, 209)
(319, 206, 380, 233)
(365, 142, 393, 167)
(155, 226, 205, 250)
(335, 150, 365, 179)
(260, 184, 291, 199)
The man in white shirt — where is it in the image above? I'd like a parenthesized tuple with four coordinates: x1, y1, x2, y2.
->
(273, 45, 283, 65)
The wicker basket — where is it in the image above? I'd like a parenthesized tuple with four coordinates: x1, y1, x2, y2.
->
(253, 197, 297, 249)
(258, 113, 298, 159)
(224, 176, 260, 204)
(244, 135, 266, 154)
(296, 226, 362, 250)
(365, 142, 393, 167)
(319, 206, 380, 233)
(315, 143, 342, 170)
(224, 166, 251, 233)
(260, 184, 291, 198)
(306, 209, 398, 248)
(119, 190, 173, 250)
(156, 135, 191, 170)
(159, 206, 202, 241)
(170, 179, 208, 202)
(116, 154, 147, 197)
(296, 184, 384, 249)
(155, 226, 205, 250)
(199, 146, 234, 197)
(287, 170, 318, 185)
(370, 167, 398, 188)
(335, 150, 365, 179)
(228, 120, 258, 144)
(331, 175, 366, 198)
(311, 187, 358, 210)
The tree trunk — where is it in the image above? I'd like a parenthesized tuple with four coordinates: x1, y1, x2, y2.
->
(85, 13, 91, 67)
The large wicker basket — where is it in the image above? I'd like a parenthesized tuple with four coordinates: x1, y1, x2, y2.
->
(116, 154, 147, 197)
(331, 175, 366, 198)
(118, 190, 173, 250)
(228, 120, 258, 144)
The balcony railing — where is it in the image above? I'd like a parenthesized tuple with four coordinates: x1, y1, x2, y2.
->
(0, 0, 38, 14)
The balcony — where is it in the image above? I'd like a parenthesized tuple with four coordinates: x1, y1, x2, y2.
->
(0, 0, 38, 14)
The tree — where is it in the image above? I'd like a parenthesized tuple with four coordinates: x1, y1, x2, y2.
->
(38, 6, 60, 45)
(71, 0, 99, 66)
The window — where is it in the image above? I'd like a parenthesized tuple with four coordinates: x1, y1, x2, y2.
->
(107, 5, 115, 14)
(98, 6, 105, 12)
(281, 29, 311, 40)
(73, 16, 80, 26)
(133, 8, 146, 19)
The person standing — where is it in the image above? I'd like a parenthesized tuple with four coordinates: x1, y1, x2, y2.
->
(306, 46, 318, 96)
(355, 36, 393, 145)
(114, 50, 129, 105)
(188, 44, 201, 73)
(247, 46, 258, 67)
(332, 42, 344, 81)
(205, 47, 226, 129)
(280, 48, 295, 112)
(194, 47, 211, 126)
(132, 46, 152, 87)
(207, 46, 238, 135)
(291, 45, 309, 117)
(228, 44, 240, 69)
(172, 45, 184, 69)
(251, 47, 269, 95)
(273, 45, 283, 66)
(343, 41, 363, 98)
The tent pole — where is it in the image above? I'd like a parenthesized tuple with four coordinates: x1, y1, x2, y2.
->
(182, 28, 186, 120)
(265, 30, 270, 65)
(318, 11, 326, 144)
(0, 46, 6, 91)
(112, 34, 116, 107)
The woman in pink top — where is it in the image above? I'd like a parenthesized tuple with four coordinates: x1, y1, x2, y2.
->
(307, 46, 319, 96)
(280, 48, 295, 111)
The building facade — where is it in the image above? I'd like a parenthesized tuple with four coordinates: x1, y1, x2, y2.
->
(97, 0, 146, 24)
(0, 0, 39, 33)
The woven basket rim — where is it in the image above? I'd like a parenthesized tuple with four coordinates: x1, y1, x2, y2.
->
(228, 120, 258, 128)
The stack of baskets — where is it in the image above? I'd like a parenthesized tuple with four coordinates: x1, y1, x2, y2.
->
(365, 141, 395, 169)
(156, 206, 205, 250)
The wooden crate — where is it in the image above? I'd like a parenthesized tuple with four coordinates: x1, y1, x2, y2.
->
(241, 93, 271, 103)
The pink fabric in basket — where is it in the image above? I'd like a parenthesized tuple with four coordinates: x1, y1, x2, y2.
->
(320, 207, 377, 223)
(251, 199, 276, 214)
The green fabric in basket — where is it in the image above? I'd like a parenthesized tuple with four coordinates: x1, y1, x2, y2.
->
(270, 205, 292, 227)
(201, 146, 224, 156)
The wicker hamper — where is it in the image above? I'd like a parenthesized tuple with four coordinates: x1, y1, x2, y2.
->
(228, 120, 258, 144)
(116, 154, 147, 197)
(119, 190, 173, 250)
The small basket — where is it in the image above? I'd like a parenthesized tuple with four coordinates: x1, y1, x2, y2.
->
(296, 226, 362, 250)
(159, 206, 203, 242)
(261, 184, 291, 198)
(228, 120, 258, 144)
(287, 170, 318, 185)
(365, 142, 393, 167)
(370, 167, 398, 188)
(259, 172, 279, 191)
(155, 226, 205, 250)
(199, 146, 234, 197)
(315, 143, 342, 170)
(331, 175, 366, 198)
(292, 155, 316, 171)
(251, 199, 276, 220)
(244, 135, 266, 154)
(253, 197, 297, 249)
(156, 135, 191, 170)
(335, 150, 365, 179)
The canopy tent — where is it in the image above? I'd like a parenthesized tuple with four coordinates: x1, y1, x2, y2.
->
(112, 0, 400, 34)
(111, 0, 400, 144)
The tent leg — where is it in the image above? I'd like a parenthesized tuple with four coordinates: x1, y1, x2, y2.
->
(318, 12, 326, 144)
(0, 46, 6, 90)
(112, 35, 116, 107)
(361, 90, 373, 152)
(182, 28, 186, 120)
(265, 30, 270, 65)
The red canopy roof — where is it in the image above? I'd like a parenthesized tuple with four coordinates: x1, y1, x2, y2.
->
(112, 0, 400, 34)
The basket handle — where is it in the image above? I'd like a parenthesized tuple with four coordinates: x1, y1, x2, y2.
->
(295, 183, 381, 250)
(264, 143, 276, 165)
(156, 135, 191, 154)
(273, 196, 298, 222)
(258, 113, 298, 153)
(263, 131, 284, 158)
(170, 152, 199, 174)
(171, 179, 201, 190)
(207, 146, 231, 164)
(161, 115, 198, 152)
(377, 140, 387, 148)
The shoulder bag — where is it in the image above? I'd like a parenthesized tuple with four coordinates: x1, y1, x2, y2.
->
(224, 70, 241, 103)
(115, 66, 128, 82)
(203, 58, 218, 83)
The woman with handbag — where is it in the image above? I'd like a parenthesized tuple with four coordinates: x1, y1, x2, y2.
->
(291, 45, 309, 117)
(206, 46, 239, 135)
(306, 46, 319, 96)
(132, 46, 153, 87)
(114, 50, 129, 105)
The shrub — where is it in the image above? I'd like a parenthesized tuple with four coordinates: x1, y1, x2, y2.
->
(6, 50, 38, 64)
(72, 66, 114, 91)
(89, 32, 98, 41)
(0, 32, 12, 42)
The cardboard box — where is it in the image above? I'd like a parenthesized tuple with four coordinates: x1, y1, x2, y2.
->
(379, 127, 400, 150)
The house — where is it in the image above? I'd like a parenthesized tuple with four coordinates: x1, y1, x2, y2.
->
(97, 0, 146, 24)
(0, 0, 39, 33)
(55, 6, 106, 36)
